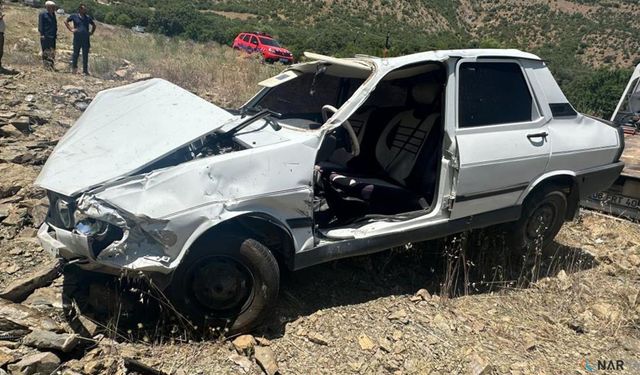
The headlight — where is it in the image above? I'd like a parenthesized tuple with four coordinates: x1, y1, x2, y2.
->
(74, 211, 109, 237)
(268, 48, 275, 52)
(75, 218, 109, 237)
(57, 200, 72, 228)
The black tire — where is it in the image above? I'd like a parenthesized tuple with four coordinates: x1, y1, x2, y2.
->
(167, 235, 279, 335)
(507, 187, 568, 252)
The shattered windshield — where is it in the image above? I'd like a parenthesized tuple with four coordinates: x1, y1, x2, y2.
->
(248, 72, 366, 128)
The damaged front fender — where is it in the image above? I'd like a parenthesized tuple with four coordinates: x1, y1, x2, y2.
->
(69, 135, 318, 274)
(74, 194, 179, 272)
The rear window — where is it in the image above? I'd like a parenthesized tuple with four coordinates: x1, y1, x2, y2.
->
(459, 62, 534, 127)
(241, 34, 250, 42)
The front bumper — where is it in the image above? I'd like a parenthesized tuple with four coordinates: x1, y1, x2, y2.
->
(37, 222, 174, 287)
(38, 215, 182, 276)
(38, 222, 91, 260)
(263, 52, 293, 62)
(37, 222, 117, 273)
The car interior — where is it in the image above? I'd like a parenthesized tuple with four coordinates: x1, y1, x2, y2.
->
(314, 62, 446, 228)
(246, 61, 447, 230)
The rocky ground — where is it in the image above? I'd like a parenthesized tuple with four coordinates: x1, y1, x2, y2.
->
(0, 66, 638, 375)
(0, 5, 639, 375)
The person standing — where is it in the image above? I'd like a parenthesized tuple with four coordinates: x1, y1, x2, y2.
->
(39, 1, 57, 70)
(64, 3, 95, 75)
(0, 5, 6, 71)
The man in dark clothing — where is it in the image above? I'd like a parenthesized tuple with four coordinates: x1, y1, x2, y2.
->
(39, 1, 58, 70)
(0, 7, 6, 71)
(64, 3, 96, 75)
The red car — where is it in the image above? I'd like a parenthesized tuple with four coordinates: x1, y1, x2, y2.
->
(232, 32, 294, 64)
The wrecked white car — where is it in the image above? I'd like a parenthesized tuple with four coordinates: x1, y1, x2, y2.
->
(35, 49, 624, 332)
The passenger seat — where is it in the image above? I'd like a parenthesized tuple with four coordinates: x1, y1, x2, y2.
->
(323, 82, 442, 215)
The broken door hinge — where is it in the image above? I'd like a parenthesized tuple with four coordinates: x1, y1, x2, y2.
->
(446, 196, 455, 211)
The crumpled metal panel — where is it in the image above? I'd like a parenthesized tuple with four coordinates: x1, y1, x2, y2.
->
(75, 136, 318, 273)
(35, 79, 236, 196)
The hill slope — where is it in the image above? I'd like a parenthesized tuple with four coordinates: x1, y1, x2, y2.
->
(60, 0, 640, 68)
(52, 0, 640, 118)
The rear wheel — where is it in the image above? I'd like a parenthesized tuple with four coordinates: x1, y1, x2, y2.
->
(507, 187, 568, 252)
(168, 235, 279, 334)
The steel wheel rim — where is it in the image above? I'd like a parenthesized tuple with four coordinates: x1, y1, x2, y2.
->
(526, 203, 556, 241)
(189, 256, 254, 314)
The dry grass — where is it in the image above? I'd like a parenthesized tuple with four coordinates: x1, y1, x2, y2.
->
(2, 4, 281, 108)
(89, 26, 281, 107)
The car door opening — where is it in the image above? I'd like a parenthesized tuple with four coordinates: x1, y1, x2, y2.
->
(313, 62, 447, 229)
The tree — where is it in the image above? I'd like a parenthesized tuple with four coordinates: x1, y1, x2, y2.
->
(565, 68, 633, 119)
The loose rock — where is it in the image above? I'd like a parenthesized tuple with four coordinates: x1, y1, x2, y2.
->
(9, 116, 30, 133)
(0, 163, 37, 199)
(0, 348, 16, 367)
(388, 308, 408, 322)
(358, 334, 375, 351)
(254, 346, 278, 375)
(0, 260, 62, 302)
(8, 351, 60, 375)
(232, 334, 256, 355)
(0, 298, 62, 334)
(228, 353, 253, 373)
(468, 354, 492, 375)
(23, 329, 80, 352)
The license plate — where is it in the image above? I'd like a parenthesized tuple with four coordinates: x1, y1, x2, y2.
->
(591, 192, 640, 209)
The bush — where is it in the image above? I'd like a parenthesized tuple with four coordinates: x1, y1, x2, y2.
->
(116, 13, 134, 28)
(565, 68, 633, 118)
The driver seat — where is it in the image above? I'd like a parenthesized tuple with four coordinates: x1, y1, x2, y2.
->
(322, 82, 442, 216)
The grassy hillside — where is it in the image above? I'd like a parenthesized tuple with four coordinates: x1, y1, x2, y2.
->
(49, 0, 640, 65)
(8, 0, 640, 117)
(45, 0, 639, 119)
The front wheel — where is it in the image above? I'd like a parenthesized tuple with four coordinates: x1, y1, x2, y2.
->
(507, 187, 568, 252)
(167, 235, 279, 335)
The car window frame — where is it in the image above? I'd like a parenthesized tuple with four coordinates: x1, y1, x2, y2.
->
(455, 58, 545, 134)
(250, 35, 259, 46)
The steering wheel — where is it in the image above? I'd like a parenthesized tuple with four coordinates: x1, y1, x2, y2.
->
(322, 105, 360, 156)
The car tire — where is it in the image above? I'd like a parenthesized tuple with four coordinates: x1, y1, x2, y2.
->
(167, 235, 280, 335)
(507, 186, 567, 252)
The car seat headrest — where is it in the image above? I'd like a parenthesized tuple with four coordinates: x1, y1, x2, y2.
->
(411, 82, 440, 106)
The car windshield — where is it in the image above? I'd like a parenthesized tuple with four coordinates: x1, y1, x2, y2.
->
(259, 37, 281, 47)
(245, 63, 372, 130)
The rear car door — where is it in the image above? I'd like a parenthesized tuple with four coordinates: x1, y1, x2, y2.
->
(451, 59, 550, 219)
(250, 35, 260, 53)
(240, 34, 251, 50)
(237, 33, 247, 49)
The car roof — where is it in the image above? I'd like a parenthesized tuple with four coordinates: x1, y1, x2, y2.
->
(301, 49, 542, 72)
(373, 49, 542, 63)
(243, 32, 273, 38)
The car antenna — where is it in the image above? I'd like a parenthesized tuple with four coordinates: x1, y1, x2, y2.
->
(383, 32, 390, 58)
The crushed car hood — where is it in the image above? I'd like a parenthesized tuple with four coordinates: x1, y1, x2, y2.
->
(36, 78, 236, 196)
